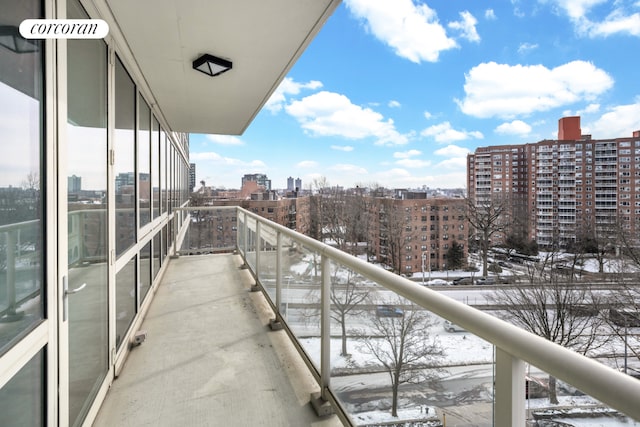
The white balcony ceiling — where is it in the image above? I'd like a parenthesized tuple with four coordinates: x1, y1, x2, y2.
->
(103, 0, 340, 135)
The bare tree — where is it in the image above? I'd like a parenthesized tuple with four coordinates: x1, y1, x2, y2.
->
(466, 193, 511, 276)
(356, 299, 444, 417)
(330, 269, 370, 356)
(576, 216, 619, 273)
(377, 199, 408, 274)
(604, 224, 640, 368)
(489, 272, 609, 403)
(298, 265, 370, 356)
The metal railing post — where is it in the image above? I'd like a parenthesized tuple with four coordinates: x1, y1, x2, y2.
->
(239, 211, 248, 269)
(251, 221, 261, 291)
(311, 255, 334, 416)
(494, 347, 526, 427)
(269, 232, 283, 330)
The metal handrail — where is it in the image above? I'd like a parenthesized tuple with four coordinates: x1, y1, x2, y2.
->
(176, 205, 640, 424)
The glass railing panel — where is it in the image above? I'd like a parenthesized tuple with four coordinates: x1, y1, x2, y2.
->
(0, 220, 44, 354)
(326, 267, 496, 425)
(178, 208, 236, 255)
(237, 212, 245, 256)
(280, 240, 322, 372)
(524, 362, 638, 424)
(245, 216, 257, 272)
(258, 222, 277, 302)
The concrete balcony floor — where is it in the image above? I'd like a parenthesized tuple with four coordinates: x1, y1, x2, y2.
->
(93, 253, 342, 427)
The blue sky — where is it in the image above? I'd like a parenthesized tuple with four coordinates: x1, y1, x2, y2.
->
(189, 0, 640, 191)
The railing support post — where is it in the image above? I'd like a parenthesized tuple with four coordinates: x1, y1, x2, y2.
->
(494, 348, 526, 427)
(311, 255, 334, 416)
(239, 211, 249, 269)
(269, 232, 283, 330)
(250, 221, 261, 292)
(170, 213, 179, 258)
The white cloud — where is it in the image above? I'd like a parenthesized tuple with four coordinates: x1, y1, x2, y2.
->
(344, 0, 458, 63)
(422, 144, 471, 173)
(393, 149, 422, 159)
(485, 9, 497, 20)
(205, 134, 244, 145)
(396, 158, 432, 168)
(424, 111, 433, 119)
(434, 144, 471, 157)
(435, 157, 469, 170)
(495, 120, 532, 135)
(331, 145, 355, 152)
(573, 103, 601, 116)
(190, 151, 267, 169)
(588, 10, 640, 37)
(457, 60, 614, 118)
(296, 160, 319, 168)
(448, 11, 480, 42)
(371, 168, 467, 188)
(421, 121, 483, 143)
(549, 0, 640, 37)
(264, 77, 323, 113)
(517, 42, 539, 54)
(388, 100, 401, 108)
(330, 163, 369, 174)
(285, 91, 410, 146)
(392, 149, 430, 167)
(584, 101, 640, 138)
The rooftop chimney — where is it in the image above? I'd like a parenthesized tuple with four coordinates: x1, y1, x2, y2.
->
(558, 116, 581, 140)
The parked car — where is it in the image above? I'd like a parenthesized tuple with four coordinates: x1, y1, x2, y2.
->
(452, 277, 473, 286)
(475, 277, 496, 285)
(424, 278, 449, 286)
(443, 320, 466, 332)
(376, 305, 404, 318)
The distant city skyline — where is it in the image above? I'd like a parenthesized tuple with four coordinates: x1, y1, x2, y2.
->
(189, 0, 640, 190)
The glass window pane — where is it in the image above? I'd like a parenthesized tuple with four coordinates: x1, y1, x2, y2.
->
(161, 131, 167, 214)
(115, 256, 136, 350)
(67, 0, 109, 424)
(0, 0, 44, 354)
(138, 96, 150, 227)
(153, 233, 160, 279)
(151, 117, 159, 220)
(0, 349, 44, 427)
(114, 56, 136, 256)
(139, 241, 151, 302)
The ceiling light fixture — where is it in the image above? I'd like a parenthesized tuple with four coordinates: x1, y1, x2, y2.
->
(192, 54, 232, 77)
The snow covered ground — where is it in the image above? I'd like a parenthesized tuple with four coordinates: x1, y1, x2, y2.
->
(282, 254, 640, 425)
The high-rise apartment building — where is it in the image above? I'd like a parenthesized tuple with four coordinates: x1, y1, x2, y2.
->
(189, 163, 197, 192)
(468, 116, 640, 248)
(242, 173, 271, 191)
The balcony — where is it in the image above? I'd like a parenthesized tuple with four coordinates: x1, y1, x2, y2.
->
(92, 206, 640, 426)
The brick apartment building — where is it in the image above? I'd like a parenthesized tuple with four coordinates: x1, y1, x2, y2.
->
(198, 187, 468, 274)
(367, 193, 468, 274)
(468, 116, 640, 248)
(213, 196, 310, 234)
